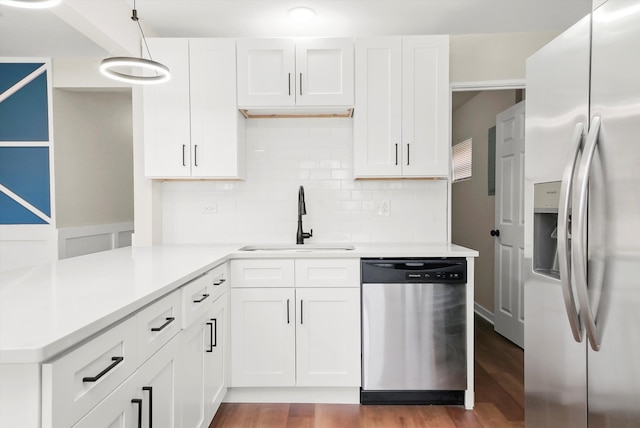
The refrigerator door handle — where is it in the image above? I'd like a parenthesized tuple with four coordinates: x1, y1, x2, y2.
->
(558, 122, 585, 343)
(572, 116, 601, 352)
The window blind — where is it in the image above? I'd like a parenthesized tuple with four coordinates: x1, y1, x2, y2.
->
(452, 138, 472, 182)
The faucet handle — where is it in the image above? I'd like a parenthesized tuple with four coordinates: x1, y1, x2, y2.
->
(302, 229, 313, 239)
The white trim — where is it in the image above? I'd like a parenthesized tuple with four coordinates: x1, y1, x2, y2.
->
(465, 256, 475, 409)
(451, 79, 526, 92)
(224, 387, 360, 404)
(0, 142, 51, 147)
(0, 183, 51, 223)
(0, 64, 47, 103)
(57, 222, 134, 259)
(474, 302, 495, 324)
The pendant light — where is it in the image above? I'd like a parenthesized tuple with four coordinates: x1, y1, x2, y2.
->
(99, 1, 171, 85)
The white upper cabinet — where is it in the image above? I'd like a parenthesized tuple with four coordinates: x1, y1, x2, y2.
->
(354, 36, 450, 178)
(237, 38, 354, 107)
(189, 39, 245, 179)
(143, 39, 191, 178)
(143, 38, 245, 179)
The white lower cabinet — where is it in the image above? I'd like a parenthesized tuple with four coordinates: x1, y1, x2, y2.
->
(41, 264, 229, 428)
(181, 292, 228, 428)
(73, 334, 180, 428)
(230, 287, 296, 386)
(230, 258, 361, 389)
(295, 287, 360, 387)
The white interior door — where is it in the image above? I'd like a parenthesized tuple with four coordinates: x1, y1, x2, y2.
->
(494, 101, 526, 348)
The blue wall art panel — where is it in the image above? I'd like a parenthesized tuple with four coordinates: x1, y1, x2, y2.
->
(0, 63, 43, 94)
(0, 191, 47, 224)
(0, 63, 49, 142)
(0, 147, 51, 224)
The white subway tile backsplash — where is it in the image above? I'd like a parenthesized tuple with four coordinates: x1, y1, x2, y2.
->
(162, 119, 448, 244)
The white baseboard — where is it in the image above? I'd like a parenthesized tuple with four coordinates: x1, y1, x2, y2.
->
(474, 303, 494, 324)
(224, 387, 360, 404)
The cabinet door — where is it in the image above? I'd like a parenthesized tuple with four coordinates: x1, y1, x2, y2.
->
(143, 38, 191, 178)
(180, 312, 209, 428)
(237, 39, 295, 107)
(72, 375, 139, 428)
(231, 288, 296, 387)
(353, 37, 403, 177)
(73, 336, 181, 428)
(295, 288, 361, 387)
(204, 294, 227, 422)
(295, 38, 354, 106)
(189, 39, 245, 179)
(401, 35, 450, 177)
(135, 335, 181, 428)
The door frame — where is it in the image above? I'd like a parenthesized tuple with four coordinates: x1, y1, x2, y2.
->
(449, 79, 525, 324)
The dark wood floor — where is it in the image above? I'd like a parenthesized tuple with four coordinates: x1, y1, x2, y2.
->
(210, 315, 524, 428)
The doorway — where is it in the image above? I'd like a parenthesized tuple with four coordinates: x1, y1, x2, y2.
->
(450, 88, 523, 346)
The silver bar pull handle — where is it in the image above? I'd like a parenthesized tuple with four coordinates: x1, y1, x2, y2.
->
(288, 73, 291, 96)
(299, 73, 303, 96)
(407, 144, 410, 165)
(572, 116, 601, 352)
(395, 144, 399, 165)
(194, 145, 198, 167)
(182, 144, 186, 167)
(557, 122, 585, 343)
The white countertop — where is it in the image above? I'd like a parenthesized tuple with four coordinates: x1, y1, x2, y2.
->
(0, 243, 477, 364)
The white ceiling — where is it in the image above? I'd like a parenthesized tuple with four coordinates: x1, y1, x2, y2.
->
(0, 0, 591, 58)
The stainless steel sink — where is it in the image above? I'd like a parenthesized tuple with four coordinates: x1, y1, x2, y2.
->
(238, 243, 355, 252)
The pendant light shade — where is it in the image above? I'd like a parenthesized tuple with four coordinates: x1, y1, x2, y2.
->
(99, 4, 171, 85)
(0, 0, 61, 8)
(100, 57, 171, 84)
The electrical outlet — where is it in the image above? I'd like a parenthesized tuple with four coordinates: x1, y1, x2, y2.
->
(202, 204, 218, 214)
(378, 200, 391, 216)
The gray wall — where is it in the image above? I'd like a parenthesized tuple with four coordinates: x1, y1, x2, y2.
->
(451, 90, 517, 314)
(53, 90, 133, 228)
(450, 32, 558, 82)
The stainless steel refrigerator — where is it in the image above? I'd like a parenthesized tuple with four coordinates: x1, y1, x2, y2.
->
(524, 0, 640, 426)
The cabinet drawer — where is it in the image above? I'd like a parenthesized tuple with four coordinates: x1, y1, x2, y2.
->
(137, 289, 182, 365)
(231, 259, 295, 287)
(295, 259, 360, 287)
(182, 271, 214, 328)
(42, 318, 137, 428)
(208, 263, 229, 303)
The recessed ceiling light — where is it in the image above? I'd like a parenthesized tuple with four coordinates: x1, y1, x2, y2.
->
(0, 0, 61, 8)
(288, 6, 316, 23)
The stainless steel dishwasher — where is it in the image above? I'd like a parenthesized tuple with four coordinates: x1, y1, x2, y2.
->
(360, 258, 467, 405)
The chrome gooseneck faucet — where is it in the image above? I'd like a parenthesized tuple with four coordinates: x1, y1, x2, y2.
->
(296, 185, 313, 244)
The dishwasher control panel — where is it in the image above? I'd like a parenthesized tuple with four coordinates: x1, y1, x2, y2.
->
(361, 258, 467, 284)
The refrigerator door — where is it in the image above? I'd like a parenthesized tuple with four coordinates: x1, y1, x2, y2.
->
(586, 0, 640, 425)
(523, 15, 591, 428)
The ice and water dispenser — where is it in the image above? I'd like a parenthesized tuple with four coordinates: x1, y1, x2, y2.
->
(533, 181, 563, 279)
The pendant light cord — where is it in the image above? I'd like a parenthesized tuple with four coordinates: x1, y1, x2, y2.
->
(131, 0, 154, 62)
(99, 0, 171, 84)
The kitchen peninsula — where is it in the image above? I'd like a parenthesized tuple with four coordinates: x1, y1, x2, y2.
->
(0, 243, 477, 428)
